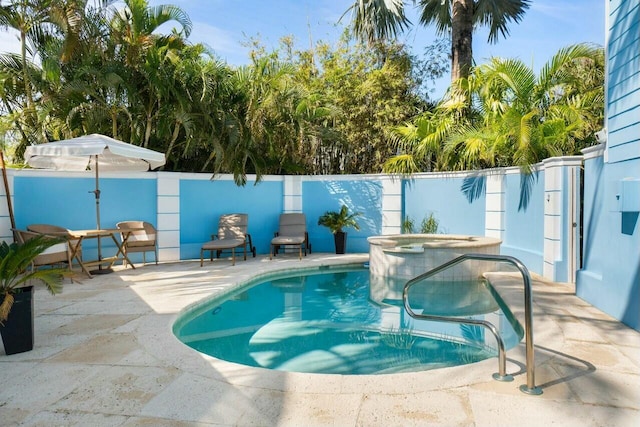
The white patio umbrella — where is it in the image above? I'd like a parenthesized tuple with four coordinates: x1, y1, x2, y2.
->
(24, 134, 166, 271)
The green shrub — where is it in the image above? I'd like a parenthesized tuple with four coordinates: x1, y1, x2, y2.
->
(401, 216, 415, 234)
(420, 212, 439, 234)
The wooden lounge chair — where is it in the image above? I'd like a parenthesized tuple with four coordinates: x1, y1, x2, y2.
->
(12, 229, 73, 274)
(270, 213, 311, 260)
(200, 213, 255, 266)
(116, 221, 158, 267)
(27, 223, 82, 265)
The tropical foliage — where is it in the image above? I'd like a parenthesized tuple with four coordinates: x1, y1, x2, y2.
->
(345, 0, 531, 81)
(0, 0, 603, 190)
(0, 0, 445, 182)
(318, 205, 362, 234)
(384, 42, 603, 208)
(0, 235, 65, 324)
(384, 43, 605, 175)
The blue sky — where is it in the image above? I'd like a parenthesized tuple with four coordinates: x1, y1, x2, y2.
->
(153, 0, 606, 98)
(0, 0, 607, 99)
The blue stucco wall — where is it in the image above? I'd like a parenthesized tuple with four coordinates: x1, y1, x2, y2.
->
(403, 175, 486, 236)
(501, 172, 545, 274)
(303, 178, 383, 253)
(13, 173, 158, 261)
(179, 177, 284, 259)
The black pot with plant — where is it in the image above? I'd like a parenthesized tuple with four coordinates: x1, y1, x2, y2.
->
(0, 235, 66, 355)
(317, 205, 362, 254)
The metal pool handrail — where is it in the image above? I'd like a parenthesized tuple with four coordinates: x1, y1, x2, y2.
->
(402, 253, 542, 395)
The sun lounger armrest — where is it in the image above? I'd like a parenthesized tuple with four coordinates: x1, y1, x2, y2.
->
(12, 228, 66, 244)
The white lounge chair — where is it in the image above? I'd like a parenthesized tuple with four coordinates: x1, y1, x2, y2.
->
(201, 214, 255, 266)
(270, 213, 311, 260)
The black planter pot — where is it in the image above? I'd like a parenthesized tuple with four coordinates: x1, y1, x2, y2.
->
(334, 231, 347, 254)
(0, 286, 34, 355)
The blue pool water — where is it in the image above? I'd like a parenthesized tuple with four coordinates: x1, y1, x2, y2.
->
(173, 266, 523, 375)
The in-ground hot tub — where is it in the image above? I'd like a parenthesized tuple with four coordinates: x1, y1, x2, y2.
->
(367, 234, 502, 282)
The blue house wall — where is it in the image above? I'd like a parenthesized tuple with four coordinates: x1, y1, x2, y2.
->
(576, 0, 640, 330)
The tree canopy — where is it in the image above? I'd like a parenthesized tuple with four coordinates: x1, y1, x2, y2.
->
(0, 0, 603, 186)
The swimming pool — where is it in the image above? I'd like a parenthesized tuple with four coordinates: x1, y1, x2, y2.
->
(173, 266, 523, 375)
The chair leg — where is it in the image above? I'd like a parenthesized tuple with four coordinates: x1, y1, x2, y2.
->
(269, 244, 273, 260)
(298, 245, 302, 260)
(247, 235, 256, 258)
(231, 247, 236, 266)
(200, 249, 204, 267)
(155, 247, 158, 265)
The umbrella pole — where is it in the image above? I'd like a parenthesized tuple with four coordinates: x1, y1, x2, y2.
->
(95, 153, 101, 226)
(91, 155, 111, 274)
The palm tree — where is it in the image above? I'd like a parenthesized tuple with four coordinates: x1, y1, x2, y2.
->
(0, 0, 110, 153)
(0, 0, 59, 149)
(383, 109, 455, 175)
(345, 0, 531, 81)
(109, 0, 192, 68)
(0, 0, 51, 113)
(385, 43, 603, 173)
(109, 0, 192, 147)
(384, 43, 603, 208)
(219, 54, 304, 184)
(444, 44, 604, 171)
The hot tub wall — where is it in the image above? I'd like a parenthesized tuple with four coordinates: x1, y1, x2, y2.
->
(368, 235, 501, 281)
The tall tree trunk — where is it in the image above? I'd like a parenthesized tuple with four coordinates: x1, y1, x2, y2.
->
(144, 110, 153, 148)
(451, 0, 474, 82)
(163, 120, 182, 170)
(20, 29, 33, 109)
(111, 109, 118, 139)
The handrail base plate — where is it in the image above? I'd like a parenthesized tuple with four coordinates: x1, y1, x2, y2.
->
(519, 384, 543, 395)
(492, 372, 514, 382)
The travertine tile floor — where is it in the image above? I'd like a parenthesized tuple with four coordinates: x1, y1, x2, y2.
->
(1, 254, 638, 426)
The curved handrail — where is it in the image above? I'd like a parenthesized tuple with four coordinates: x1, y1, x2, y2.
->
(402, 253, 542, 395)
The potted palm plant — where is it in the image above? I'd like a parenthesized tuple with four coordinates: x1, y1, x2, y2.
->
(318, 205, 362, 254)
(0, 235, 66, 355)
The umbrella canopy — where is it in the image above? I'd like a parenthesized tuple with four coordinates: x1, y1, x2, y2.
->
(23, 134, 166, 268)
(24, 134, 165, 172)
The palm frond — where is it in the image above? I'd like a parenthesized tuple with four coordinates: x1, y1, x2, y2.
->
(345, 0, 412, 44)
(418, 0, 452, 35)
(475, 0, 531, 44)
(0, 236, 66, 323)
(383, 153, 419, 176)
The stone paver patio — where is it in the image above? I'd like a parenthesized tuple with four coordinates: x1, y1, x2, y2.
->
(1, 254, 639, 426)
